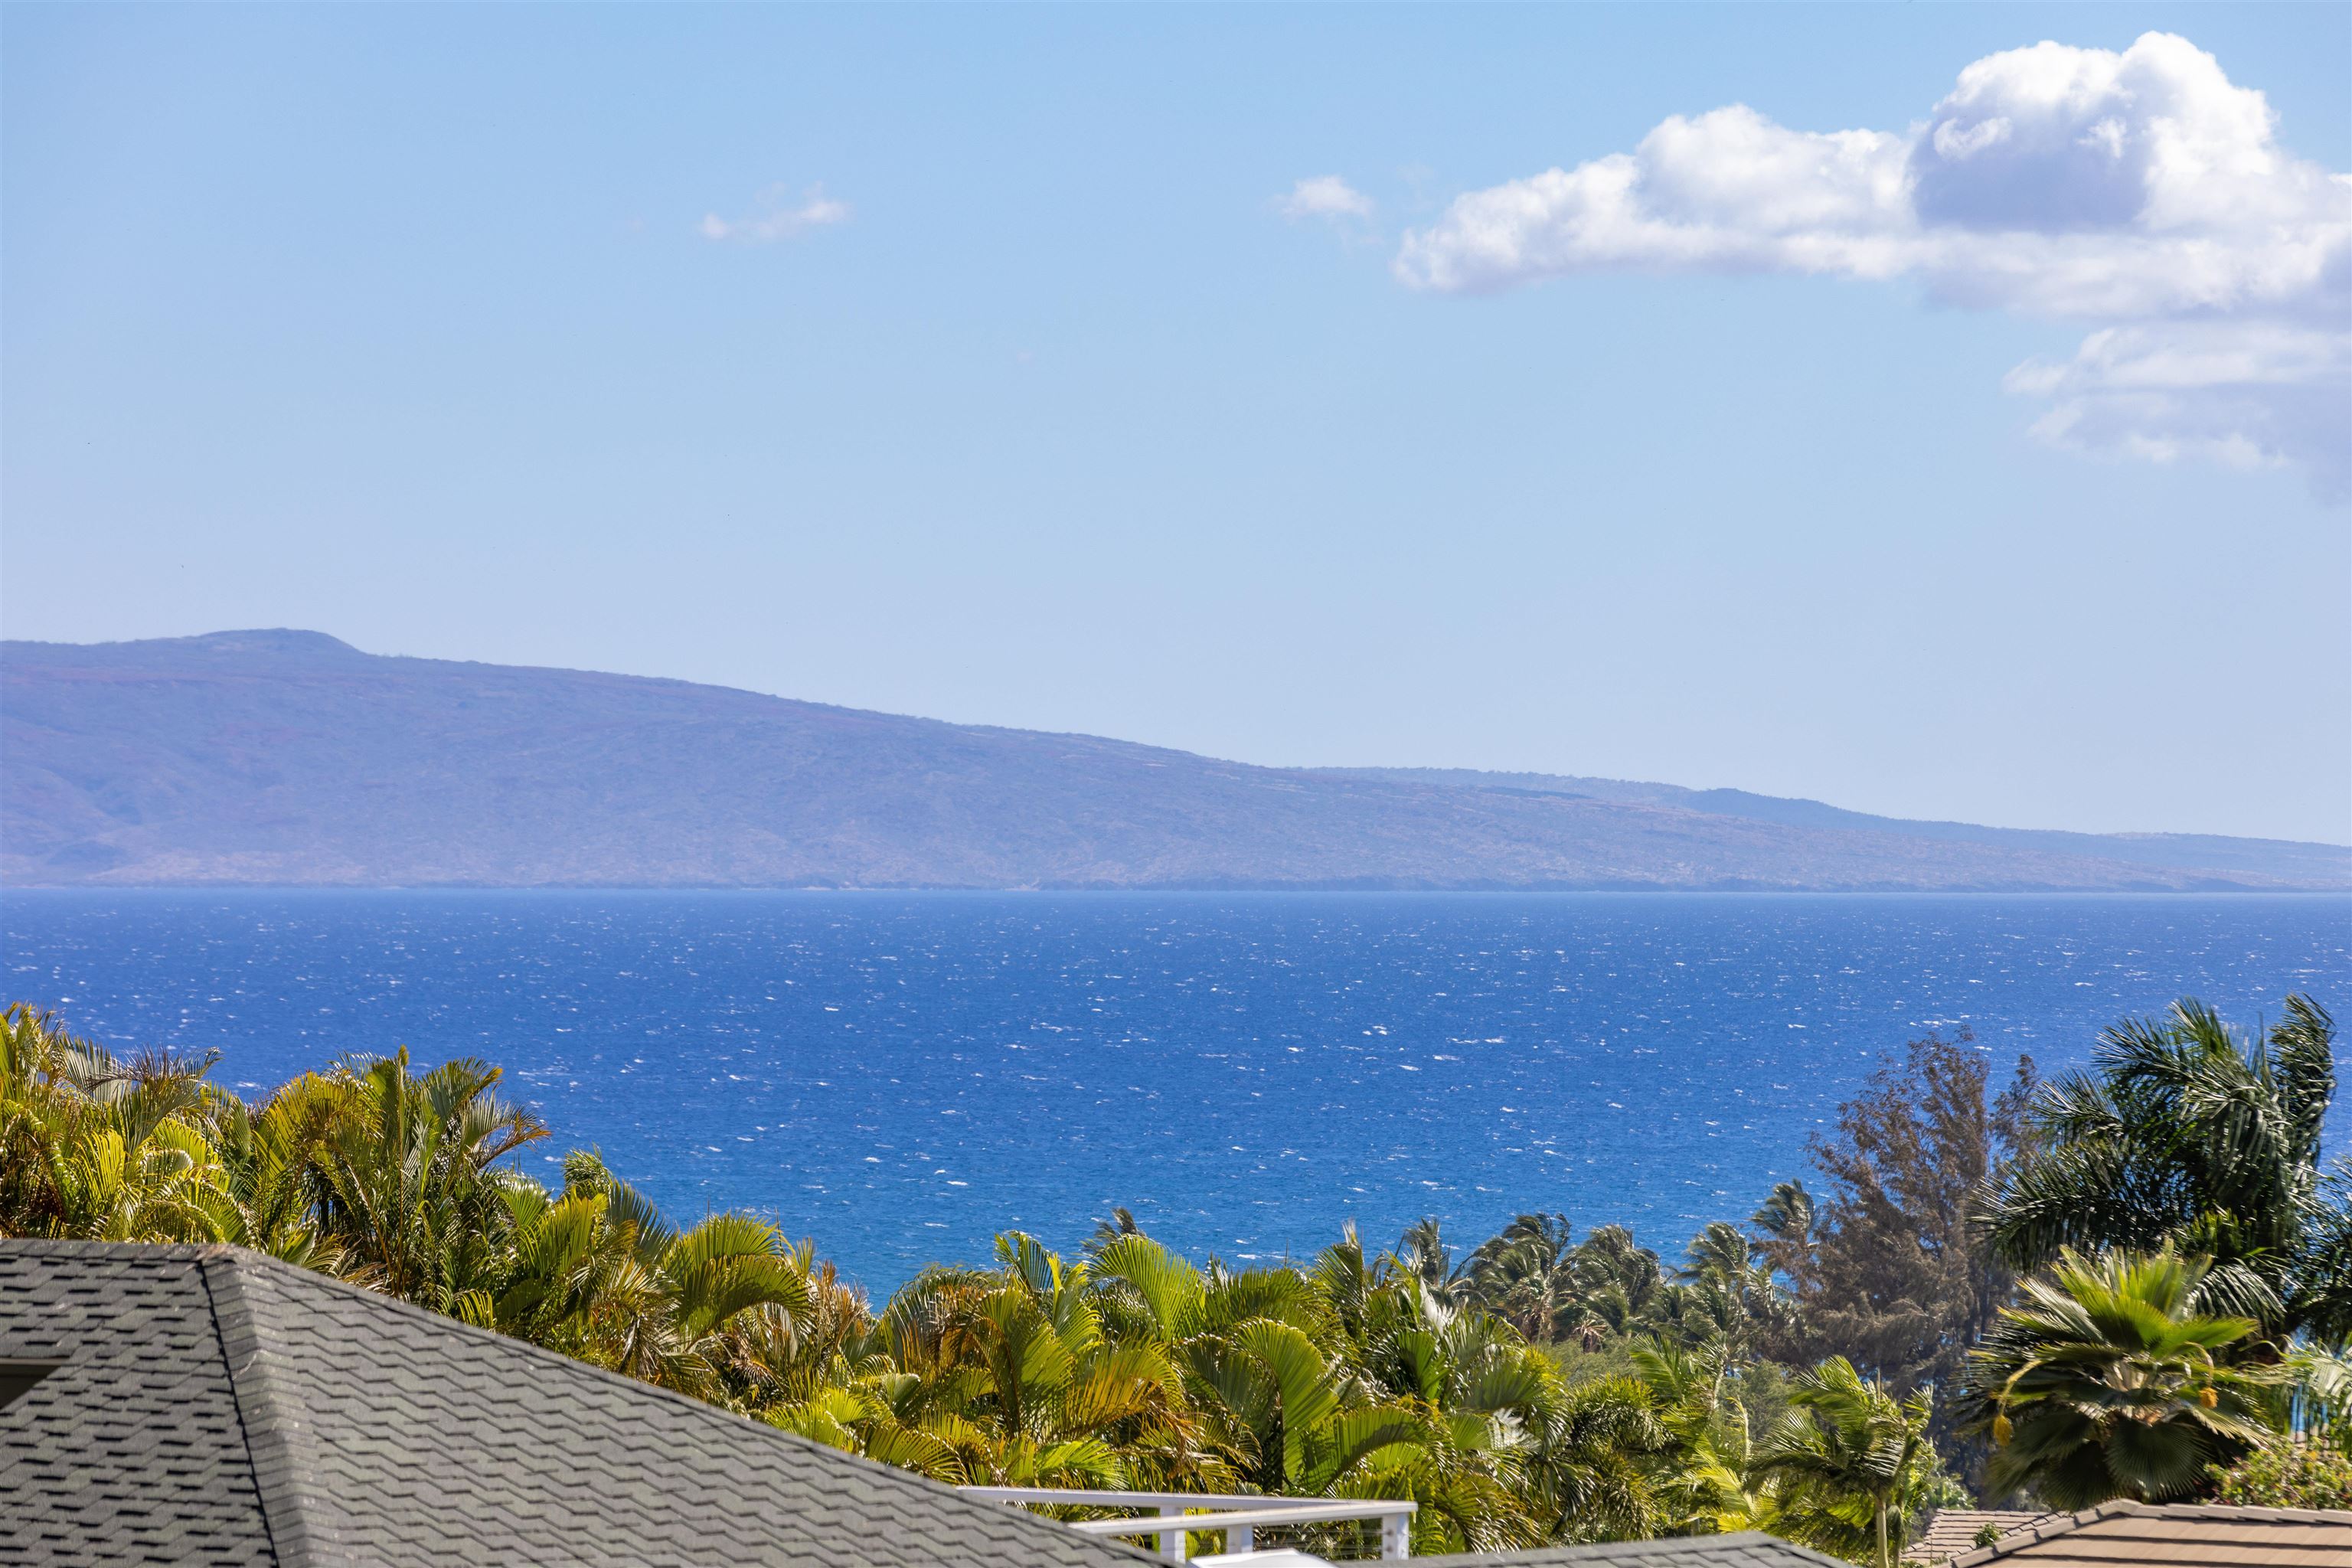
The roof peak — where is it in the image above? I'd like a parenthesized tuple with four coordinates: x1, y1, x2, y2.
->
(2, 1240, 1149, 1567)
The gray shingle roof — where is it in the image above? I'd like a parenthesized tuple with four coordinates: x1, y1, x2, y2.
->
(1412, 1534, 1850, 1567)
(0, 1240, 1151, 1567)
(0, 1243, 278, 1565)
(0, 1243, 1880, 1568)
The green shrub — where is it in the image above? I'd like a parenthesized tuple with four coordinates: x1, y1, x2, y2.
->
(2207, 1441, 2352, 1511)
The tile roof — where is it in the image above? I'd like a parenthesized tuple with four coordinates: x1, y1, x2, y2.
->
(1943, 1499, 2352, 1566)
(0, 1240, 1152, 1567)
(1413, 1533, 1850, 1566)
(1903, 1510, 2059, 1563)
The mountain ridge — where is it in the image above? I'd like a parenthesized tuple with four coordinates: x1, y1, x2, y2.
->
(1314, 767, 2352, 884)
(4, 630, 2344, 891)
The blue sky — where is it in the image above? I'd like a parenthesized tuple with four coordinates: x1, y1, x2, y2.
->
(5, 4, 2347, 843)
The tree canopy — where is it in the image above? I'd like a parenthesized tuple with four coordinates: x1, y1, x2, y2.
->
(6, 992, 2347, 1560)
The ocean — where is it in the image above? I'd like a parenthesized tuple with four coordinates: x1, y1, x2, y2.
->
(5, 890, 2347, 1289)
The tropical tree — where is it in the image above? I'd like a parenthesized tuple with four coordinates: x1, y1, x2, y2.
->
(2296, 1165, 2352, 1349)
(1750, 1181, 1817, 1295)
(1980, 995, 2338, 1343)
(1782, 1032, 2037, 1419)
(1519, 1372, 1668, 1544)
(2282, 1342, 2352, 1446)
(48, 989, 2352, 1557)
(0, 1004, 251, 1246)
(1560, 1225, 1674, 1348)
(1302, 1228, 1553, 1552)
(474, 1151, 816, 1404)
(1463, 1213, 1579, 1341)
(1635, 1343, 1770, 1537)
(1390, 1217, 1474, 1308)
(1671, 1221, 1795, 1367)
(208, 1074, 347, 1266)
(299, 1047, 547, 1312)
(1753, 1357, 1938, 1568)
(1957, 1247, 2282, 1508)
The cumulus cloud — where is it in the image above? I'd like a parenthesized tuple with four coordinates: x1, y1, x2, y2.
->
(700, 184, 851, 243)
(1395, 32, 2351, 495)
(1280, 175, 1374, 221)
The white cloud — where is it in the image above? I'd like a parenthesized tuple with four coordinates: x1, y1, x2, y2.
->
(1395, 32, 2351, 494)
(700, 184, 851, 243)
(2005, 322, 2350, 494)
(1280, 175, 1374, 221)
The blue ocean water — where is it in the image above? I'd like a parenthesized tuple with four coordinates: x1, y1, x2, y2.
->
(4, 890, 2347, 1289)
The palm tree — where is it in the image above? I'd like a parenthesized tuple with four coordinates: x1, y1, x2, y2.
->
(745, 1238, 876, 1405)
(1233, 1230, 1538, 1552)
(2293, 1158, 2352, 1349)
(1957, 1246, 2281, 1509)
(2278, 1342, 2352, 1449)
(1463, 1213, 1578, 1340)
(208, 1074, 346, 1267)
(1338, 1260, 1563, 1551)
(1390, 1217, 1473, 1308)
(303, 1047, 547, 1312)
(1517, 1374, 1668, 1544)
(1561, 1224, 1671, 1348)
(0, 1004, 255, 1246)
(1672, 1221, 1795, 1364)
(840, 1233, 1232, 1496)
(1753, 1357, 1936, 1568)
(1751, 1179, 1817, 1295)
(1980, 995, 2337, 1342)
(1098, 1223, 1566, 1553)
(476, 1152, 818, 1404)
(1634, 1343, 1769, 1537)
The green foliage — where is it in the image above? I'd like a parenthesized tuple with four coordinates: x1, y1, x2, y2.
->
(1633, 1342, 1770, 1537)
(1547, 1339, 1648, 1390)
(1981, 995, 2341, 1345)
(1776, 1031, 2040, 1489)
(1958, 1246, 2281, 1508)
(0, 1006, 810, 1412)
(2206, 1439, 2352, 1510)
(308, 1047, 547, 1312)
(1753, 1357, 1939, 1568)
(12, 988, 2341, 1557)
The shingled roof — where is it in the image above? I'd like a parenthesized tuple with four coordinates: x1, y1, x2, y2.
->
(0, 1241, 1913, 1568)
(0, 1240, 1150, 1567)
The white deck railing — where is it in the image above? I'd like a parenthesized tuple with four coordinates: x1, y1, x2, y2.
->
(960, 1485, 1416, 1562)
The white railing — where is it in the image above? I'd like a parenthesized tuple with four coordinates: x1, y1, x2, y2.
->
(960, 1486, 1416, 1562)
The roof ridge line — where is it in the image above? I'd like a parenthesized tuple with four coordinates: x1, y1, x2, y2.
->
(2, 1241, 1158, 1566)
(186, 1241, 1153, 1558)
(196, 1252, 293, 1568)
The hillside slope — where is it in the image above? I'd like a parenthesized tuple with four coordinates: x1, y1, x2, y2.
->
(1322, 769, 2351, 885)
(3, 631, 2341, 890)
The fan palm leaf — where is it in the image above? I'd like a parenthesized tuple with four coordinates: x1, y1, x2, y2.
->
(1958, 1246, 2282, 1508)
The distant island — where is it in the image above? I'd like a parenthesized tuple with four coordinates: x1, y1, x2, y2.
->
(3, 629, 2344, 891)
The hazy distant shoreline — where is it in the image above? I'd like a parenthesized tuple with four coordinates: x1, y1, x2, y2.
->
(8, 630, 2347, 893)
